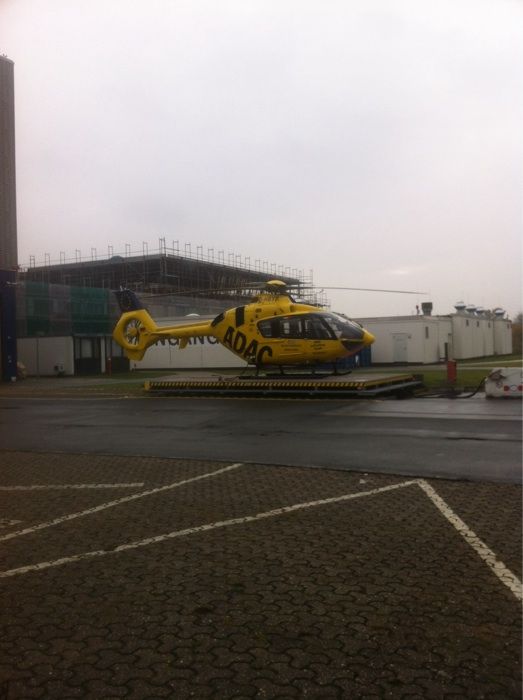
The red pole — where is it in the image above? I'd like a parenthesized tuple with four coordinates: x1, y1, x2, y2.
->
(447, 359, 457, 384)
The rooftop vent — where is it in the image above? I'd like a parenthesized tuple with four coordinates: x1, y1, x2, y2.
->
(465, 304, 477, 314)
(454, 301, 466, 312)
(421, 302, 433, 316)
(493, 308, 505, 318)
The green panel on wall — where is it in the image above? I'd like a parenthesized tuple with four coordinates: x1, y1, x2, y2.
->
(25, 282, 51, 336)
(71, 286, 111, 334)
(48, 283, 72, 335)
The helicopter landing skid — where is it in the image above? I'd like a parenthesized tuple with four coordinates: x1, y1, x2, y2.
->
(259, 369, 352, 380)
(244, 363, 353, 380)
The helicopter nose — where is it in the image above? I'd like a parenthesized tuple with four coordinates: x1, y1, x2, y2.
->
(362, 330, 375, 346)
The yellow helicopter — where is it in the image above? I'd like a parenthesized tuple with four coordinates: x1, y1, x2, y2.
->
(112, 280, 419, 370)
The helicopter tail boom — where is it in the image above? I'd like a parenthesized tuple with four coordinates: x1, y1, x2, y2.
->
(113, 308, 215, 361)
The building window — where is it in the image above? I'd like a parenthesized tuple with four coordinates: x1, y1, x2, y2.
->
(476, 321, 479, 327)
(425, 326, 429, 339)
(466, 320, 469, 326)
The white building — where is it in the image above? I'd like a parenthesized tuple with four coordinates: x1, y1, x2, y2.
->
(356, 308, 512, 364)
(493, 317, 513, 355)
(353, 316, 449, 364)
(133, 333, 245, 371)
(17, 336, 113, 376)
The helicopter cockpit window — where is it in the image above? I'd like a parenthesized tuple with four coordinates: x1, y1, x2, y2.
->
(319, 313, 364, 340)
(303, 316, 332, 339)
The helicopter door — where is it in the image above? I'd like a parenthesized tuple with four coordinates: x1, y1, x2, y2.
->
(257, 316, 304, 359)
(276, 318, 301, 358)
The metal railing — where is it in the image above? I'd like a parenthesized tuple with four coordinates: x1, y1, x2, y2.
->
(22, 238, 328, 306)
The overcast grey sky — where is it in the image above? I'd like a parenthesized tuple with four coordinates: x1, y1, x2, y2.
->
(1, 0, 521, 317)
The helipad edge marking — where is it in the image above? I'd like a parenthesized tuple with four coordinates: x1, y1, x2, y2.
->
(418, 480, 522, 601)
(0, 463, 243, 543)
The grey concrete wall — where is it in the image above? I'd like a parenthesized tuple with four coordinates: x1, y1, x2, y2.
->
(0, 56, 18, 270)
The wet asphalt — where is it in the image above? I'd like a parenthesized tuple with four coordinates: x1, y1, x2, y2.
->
(0, 393, 520, 483)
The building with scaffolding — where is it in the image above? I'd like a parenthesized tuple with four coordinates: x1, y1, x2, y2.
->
(17, 241, 323, 375)
(22, 239, 316, 301)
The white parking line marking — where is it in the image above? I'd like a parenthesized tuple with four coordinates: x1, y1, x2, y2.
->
(0, 477, 520, 604)
(0, 463, 243, 544)
(0, 480, 417, 578)
(418, 480, 522, 601)
(0, 483, 145, 490)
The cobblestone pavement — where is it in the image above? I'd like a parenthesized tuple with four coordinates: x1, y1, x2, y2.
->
(0, 451, 521, 698)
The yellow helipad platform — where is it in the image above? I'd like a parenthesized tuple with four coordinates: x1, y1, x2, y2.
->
(145, 373, 422, 398)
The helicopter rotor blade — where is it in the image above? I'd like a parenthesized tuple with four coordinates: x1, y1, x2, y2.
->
(291, 286, 427, 295)
(140, 283, 266, 300)
(132, 281, 427, 301)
